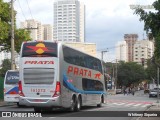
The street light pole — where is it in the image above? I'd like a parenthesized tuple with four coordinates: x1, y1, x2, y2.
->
(101, 50, 108, 61)
(11, 0, 15, 70)
(115, 59, 118, 90)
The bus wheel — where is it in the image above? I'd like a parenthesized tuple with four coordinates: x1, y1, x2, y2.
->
(69, 96, 76, 112)
(17, 102, 23, 107)
(75, 96, 81, 112)
(97, 96, 103, 107)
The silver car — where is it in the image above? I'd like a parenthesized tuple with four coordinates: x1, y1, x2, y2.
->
(149, 88, 160, 97)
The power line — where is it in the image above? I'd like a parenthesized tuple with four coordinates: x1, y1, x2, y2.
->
(17, 0, 27, 21)
(25, 0, 34, 19)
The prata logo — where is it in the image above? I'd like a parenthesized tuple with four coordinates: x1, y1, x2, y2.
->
(26, 43, 54, 54)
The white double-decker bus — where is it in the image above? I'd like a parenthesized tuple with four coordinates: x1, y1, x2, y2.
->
(19, 41, 107, 112)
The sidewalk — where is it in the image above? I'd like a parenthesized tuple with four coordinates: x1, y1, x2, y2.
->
(137, 103, 160, 120)
(0, 100, 15, 107)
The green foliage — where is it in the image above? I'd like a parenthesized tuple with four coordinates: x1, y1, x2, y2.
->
(0, 0, 31, 53)
(0, 59, 11, 77)
(134, 0, 160, 60)
(0, 77, 4, 100)
(117, 62, 146, 87)
(0, 0, 11, 42)
(145, 59, 157, 82)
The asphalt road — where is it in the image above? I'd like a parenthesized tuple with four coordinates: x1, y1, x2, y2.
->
(0, 90, 158, 120)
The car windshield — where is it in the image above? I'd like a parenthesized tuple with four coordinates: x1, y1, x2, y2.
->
(5, 71, 19, 84)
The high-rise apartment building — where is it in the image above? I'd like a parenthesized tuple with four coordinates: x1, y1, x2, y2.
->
(20, 19, 53, 41)
(133, 40, 154, 66)
(20, 19, 44, 40)
(124, 34, 138, 62)
(53, 0, 85, 42)
(43, 24, 53, 41)
(115, 41, 128, 62)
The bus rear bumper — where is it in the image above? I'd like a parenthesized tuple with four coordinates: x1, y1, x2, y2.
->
(19, 96, 61, 108)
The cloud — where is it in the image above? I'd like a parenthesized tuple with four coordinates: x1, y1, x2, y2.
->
(4, 0, 155, 61)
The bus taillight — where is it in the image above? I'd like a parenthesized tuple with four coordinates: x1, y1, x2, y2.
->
(53, 82, 61, 97)
(18, 81, 25, 97)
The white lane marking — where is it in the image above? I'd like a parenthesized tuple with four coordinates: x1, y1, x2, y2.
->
(112, 103, 126, 106)
(132, 104, 142, 107)
(124, 103, 135, 106)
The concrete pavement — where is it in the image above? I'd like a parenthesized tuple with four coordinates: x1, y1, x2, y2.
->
(0, 101, 15, 107)
(137, 103, 160, 120)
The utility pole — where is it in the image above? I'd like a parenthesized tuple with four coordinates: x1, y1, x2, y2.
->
(11, 0, 15, 70)
(115, 59, 118, 90)
(101, 50, 108, 61)
(157, 67, 159, 103)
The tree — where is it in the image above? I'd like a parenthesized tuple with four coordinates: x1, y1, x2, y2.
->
(117, 62, 146, 87)
(134, 0, 160, 61)
(145, 59, 157, 83)
(0, 0, 31, 53)
(0, 59, 11, 77)
(0, 0, 11, 43)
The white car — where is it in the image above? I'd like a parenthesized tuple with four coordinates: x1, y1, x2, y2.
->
(149, 88, 160, 97)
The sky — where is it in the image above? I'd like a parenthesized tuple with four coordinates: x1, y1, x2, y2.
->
(4, 0, 156, 61)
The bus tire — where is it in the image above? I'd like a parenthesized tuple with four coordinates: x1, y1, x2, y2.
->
(97, 95, 103, 107)
(97, 101, 102, 107)
(17, 102, 20, 107)
(69, 96, 76, 112)
(75, 96, 81, 112)
(17, 102, 23, 107)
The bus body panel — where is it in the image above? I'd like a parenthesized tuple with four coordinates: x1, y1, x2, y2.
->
(19, 57, 59, 107)
(4, 70, 19, 103)
(60, 44, 106, 108)
(19, 41, 107, 109)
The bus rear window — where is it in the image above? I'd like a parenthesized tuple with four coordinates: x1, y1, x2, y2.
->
(5, 71, 19, 84)
(22, 42, 57, 57)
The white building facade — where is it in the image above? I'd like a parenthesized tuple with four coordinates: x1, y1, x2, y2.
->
(64, 42, 96, 57)
(115, 41, 128, 62)
(43, 24, 53, 41)
(20, 19, 53, 41)
(53, 0, 85, 42)
(0, 46, 11, 67)
(20, 19, 44, 40)
(133, 40, 154, 66)
(0, 46, 20, 69)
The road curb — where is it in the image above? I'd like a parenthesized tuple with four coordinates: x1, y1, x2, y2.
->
(0, 102, 16, 107)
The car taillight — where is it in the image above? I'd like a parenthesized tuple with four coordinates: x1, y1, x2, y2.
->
(18, 81, 25, 97)
(53, 82, 61, 97)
